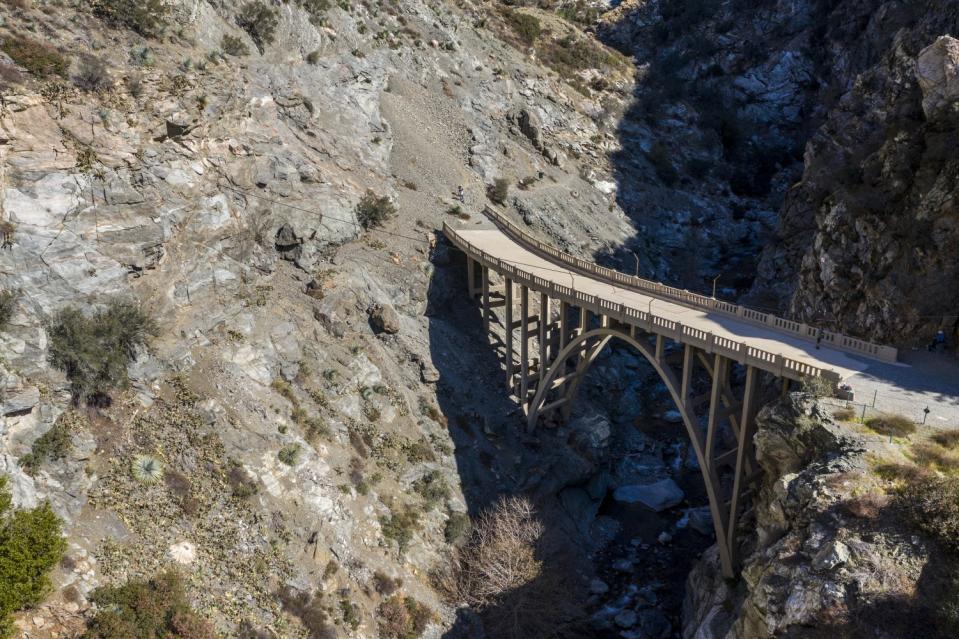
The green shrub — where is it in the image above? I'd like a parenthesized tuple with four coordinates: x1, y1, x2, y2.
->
(47, 301, 157, 406)
(0, 36, 69, 78)
(648, 141, 678, 186)
(504, 9, 541, 46)
(897, 474, 959, 552)
(486, 178, 509, 205)
(306, 49, 321, 64)
(277, 587, 336, 639)
(799, 375, 835, 399)
(444, 511, 471, 545)
(0, 290, 17, 330)
(865, 414, 917, 438)
(19, 416, 73, 475)
(339, 595, 360, 630)
(413, 470, 450, 509)
(380, 505, 420, 553)
(227, 461, 259, 499)
(297, 0, 331, 25)
(538, 33, 621, 83)
(82, 571, 214, 638)
(355, 191, 396, 230)
(0, 476, 66, 639)
(221, 34, 250, 57)
(90, 0, 170, 38)
(278, 444, 300, 466)
(237, 1, 279, 52)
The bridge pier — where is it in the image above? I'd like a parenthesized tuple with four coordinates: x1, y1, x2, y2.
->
(504, 277, 514, 389)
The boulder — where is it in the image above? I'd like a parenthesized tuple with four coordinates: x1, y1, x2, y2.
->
(813, 540, 850, 571)
(517, 107, 544, 150)
(687, 506, 714, 536)
(369, 303, 401, 334)
(614, 610, 637, 629)
(2, 386, 39, 416)
(917, 35, 959, 119)
(613, 478, 685, 511)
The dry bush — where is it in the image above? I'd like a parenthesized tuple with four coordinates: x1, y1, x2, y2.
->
(1, 35, 69, 78)
(833, 407, 857, 422)
(439, 496, 543, 607)
(842, 493, 890, 519)
(437, 496, 588, 639)
(378, 596, 432, 639)
(932, 430, 959, 450)
(897, 474, 959, 552)
(874, 461, 924, 483)
(912, 442, 959, 473)
(865, 414, 916, 438)
(74, 55, 112, 92)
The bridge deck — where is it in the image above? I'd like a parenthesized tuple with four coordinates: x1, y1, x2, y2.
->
(455, 225, 872, 382)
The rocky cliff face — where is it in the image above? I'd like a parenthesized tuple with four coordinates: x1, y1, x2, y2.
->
(757, 10, 959, 345)
(0, 0, 646, 636)
(600, 0, 959, 345)
(683, 394, 956, 638)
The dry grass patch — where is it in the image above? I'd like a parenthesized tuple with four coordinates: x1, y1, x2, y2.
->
(932, 430, 959, 449)
(864, 414, 916, 438)
(832, 406, 857, 422)
(911, 442, 959, 473)
(842, 493, 890, 519)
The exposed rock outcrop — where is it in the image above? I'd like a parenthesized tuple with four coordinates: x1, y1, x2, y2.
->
(684, 394, 951, 638)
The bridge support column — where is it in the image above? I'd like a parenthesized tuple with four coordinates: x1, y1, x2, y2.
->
(467, 257, 477, 297)
(557, 301, 570, 379)
(504, 277, 514, 389)
(520, 286, 529, 402)
(728, 365, 759, 568)
(705, 354, 728, 468)
(481, 266, 491, 333)
(539, 293, 550, 380)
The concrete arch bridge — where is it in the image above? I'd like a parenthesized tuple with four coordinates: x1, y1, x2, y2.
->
(443, 207, 897, 578)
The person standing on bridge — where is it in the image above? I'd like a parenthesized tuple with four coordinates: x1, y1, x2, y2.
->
(815, 327, 824, 349)
(929, 329, 947, 352)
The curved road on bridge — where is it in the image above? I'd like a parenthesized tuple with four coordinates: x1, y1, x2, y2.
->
(446, 211, 959, 426)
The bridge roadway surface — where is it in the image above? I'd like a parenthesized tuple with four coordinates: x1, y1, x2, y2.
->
(455, 222, 959, 427)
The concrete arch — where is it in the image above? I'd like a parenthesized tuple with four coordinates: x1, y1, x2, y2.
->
(527, 327, 737, 576)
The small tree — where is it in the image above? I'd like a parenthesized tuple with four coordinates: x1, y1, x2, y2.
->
(355, 191, 396, 230)
(47, 300, 157, 406)
(504, 9, 541, 46)
(221, 34, 250, 57)
(487, 178, 510, 205)
(90, 0, 170, 38)
(0, 290, 17, 330)
(0, 476, 66, 639)
(236, 1, 279, 53)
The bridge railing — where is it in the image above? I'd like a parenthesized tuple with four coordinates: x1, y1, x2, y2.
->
(478, 206, 897, 364)
(444, 221, 842, 384)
